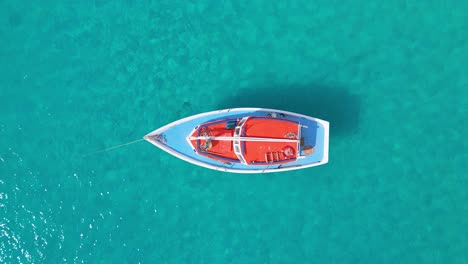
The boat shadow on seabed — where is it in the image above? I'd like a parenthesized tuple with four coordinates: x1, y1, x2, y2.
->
(217, 83, 361, 138)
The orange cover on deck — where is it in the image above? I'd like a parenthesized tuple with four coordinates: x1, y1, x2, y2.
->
(190, 117, 299, 164)
(243, 117, 299, 163)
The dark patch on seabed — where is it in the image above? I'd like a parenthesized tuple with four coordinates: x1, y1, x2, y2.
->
(8, 11, 22, 27)
(218, 83, 361, 137)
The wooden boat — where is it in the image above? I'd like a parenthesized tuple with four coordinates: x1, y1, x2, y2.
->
(144, 108, 329, 173)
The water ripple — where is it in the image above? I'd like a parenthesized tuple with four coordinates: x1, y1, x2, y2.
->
(0, 149, 62, 263)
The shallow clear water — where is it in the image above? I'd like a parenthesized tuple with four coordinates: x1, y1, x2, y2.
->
(1, 1, 467, 263)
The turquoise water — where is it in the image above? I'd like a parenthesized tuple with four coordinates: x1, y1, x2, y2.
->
(1, 1, 467, 263)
